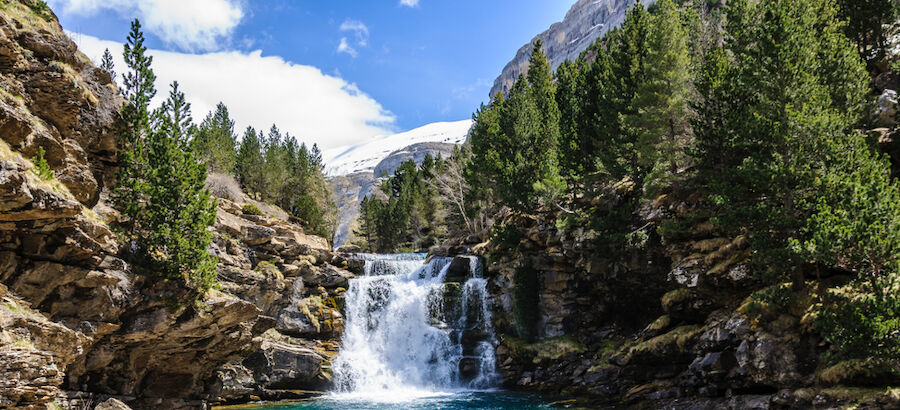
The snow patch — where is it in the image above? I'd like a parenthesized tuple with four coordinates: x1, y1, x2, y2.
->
(324, 120, 472, 176)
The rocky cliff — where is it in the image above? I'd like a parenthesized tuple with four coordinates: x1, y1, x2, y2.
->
(438, 183, 900, 409)
(490, 0, 654, 98)
(0, 2, 352, 408)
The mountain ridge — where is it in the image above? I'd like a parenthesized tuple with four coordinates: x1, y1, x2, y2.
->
(490, 0, 655, 98)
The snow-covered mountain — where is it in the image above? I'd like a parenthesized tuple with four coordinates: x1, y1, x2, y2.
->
(326, 119, 472, 247)
(324, 120, 473, 177)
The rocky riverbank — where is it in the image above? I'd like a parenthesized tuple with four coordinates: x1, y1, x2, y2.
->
(437, 184, 900, 409)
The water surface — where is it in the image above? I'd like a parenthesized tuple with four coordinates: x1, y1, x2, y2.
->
(248, 390, 555, 409)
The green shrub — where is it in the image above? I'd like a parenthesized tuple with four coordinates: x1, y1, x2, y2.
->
(815, 280, 900, 363)
(23, 0, 52, 21)
(740, 284, 796, 322)
(241, 203, 262, 216)
(490, 221, 522, 251)
(31, 146, 53, 181)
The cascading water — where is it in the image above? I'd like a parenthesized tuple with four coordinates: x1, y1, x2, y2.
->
(332, 253, 497, 400)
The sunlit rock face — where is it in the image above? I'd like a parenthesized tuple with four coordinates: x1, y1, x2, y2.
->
(490, 0, 656, 98)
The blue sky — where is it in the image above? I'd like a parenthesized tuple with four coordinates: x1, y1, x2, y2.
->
(48, 0, 573, 149)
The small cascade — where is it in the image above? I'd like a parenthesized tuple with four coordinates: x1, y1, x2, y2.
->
(358, 253, 425, 276)
(332, 253, 497, 397)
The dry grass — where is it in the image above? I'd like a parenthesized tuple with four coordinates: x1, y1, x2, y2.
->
(206, 172, 244, 202)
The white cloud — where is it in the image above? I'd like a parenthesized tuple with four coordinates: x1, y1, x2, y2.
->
(75, 33, 396, 149)
(339, 19, 369, 47)
(400, 0, 420, 7)
(336, 37, 357, 57)
(47, 0, 243, 51)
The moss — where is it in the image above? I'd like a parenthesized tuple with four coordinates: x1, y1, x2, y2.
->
(692, 237, 730, 253)
(818, 358, 900, 386)
(661, 288, 692, 310)
(819, 387, 889, 403)
(738, 283, 796, 327)
(12, 337, 33, 349)
(628, 325, 703, 359)
(254, 261, 280, 276)
(587, 339, 624, 373)
(0, 86, 25, 106)
(647, 314, 673, 334)
(299, 295, 326, 331)
(503, 335, 586, 364)
(707, 250, 750, 276)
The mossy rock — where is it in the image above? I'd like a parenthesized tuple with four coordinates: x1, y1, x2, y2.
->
(626, 325, 703, 365)
(818, 386, 900, 408)
(661, 289, 693, 310)
(818, 358, 900, 386)
(502, 335, 586, 364)
(661, 289, 716, 323)
(645, 315, 673, 337)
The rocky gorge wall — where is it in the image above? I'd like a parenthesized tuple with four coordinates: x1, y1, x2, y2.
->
(0, 2, 354, 408)
(440, 182, 900, 409)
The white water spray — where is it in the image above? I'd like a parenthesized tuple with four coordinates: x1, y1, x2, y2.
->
(332, 254, 497, 399)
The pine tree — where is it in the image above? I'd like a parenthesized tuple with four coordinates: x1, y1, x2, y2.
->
(693, 0, 868, 283)
(143, 82, 218, 291)
(194, 102, 237, 174)
(525, 41, 566, 208)
(101, 48, 115, 82)
(598, 4, 651, 181)
(113, 19, 156, 238)
(236, 126, 265, 197)
(625, 0, 693, 180)
(556, 59, 586, 187)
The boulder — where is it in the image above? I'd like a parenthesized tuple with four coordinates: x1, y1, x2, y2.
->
(877, 89, 898, 127)
(301, 265, 353, 288)
(243, 339, 327, 389)
(276, 294, 344, 337)
(446, 255, 480, 280)
(95, 398, 132, 410)
(336, 244, 361, 253)
(241, 225, 276, 246)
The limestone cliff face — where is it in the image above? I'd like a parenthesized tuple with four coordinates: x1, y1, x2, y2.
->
(0, 2, 352, 408)
(490, 0, 654, 98)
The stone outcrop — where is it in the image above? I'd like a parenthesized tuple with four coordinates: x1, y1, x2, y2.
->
(205, 190, 351, 404)
(490, 0, 655, 98)
(0, 2, 352, 408)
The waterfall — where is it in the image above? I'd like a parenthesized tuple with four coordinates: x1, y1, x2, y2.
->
(332, 254, 497, 399)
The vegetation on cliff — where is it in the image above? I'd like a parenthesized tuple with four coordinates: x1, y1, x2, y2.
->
(112, 20, 219, 294)
(452, 0, 898, 362)
(235, 124, 338, 243)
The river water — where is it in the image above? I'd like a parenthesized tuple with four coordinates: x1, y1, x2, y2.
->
(248, 391, 555, 409)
